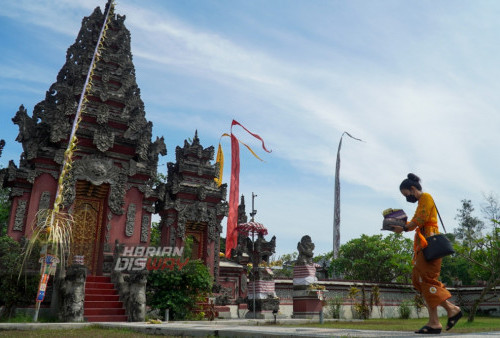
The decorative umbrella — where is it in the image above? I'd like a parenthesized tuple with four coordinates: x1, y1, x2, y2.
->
(236, 221, 268, 237)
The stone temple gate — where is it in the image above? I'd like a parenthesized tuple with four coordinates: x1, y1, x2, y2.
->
(0, 4, 227, 279)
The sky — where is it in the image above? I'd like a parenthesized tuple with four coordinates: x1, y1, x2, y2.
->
(1, 0, 499, 257)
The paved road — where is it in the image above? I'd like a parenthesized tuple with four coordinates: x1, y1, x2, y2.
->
(1, 320, 500, 337)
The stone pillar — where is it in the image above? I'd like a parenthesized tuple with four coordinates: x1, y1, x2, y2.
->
(245, 267, 280, 319)
(58, 264, 87, 322)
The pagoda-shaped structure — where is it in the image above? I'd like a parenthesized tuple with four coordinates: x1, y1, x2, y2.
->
(158, 131, 227, 281)
(2, 3, 165, 275)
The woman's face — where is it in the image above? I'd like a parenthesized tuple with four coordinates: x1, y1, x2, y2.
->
(401, 187, 418, 203)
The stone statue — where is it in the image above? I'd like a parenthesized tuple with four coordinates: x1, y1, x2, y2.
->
(125, 270, 148, 322)
(59, 264, 87, 322)
(296, 235, 315, 265)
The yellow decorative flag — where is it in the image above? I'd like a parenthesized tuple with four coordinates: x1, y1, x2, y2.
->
(214, 142, 224, 186)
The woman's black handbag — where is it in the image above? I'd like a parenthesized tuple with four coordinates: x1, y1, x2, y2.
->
(422, 204, 455, 261)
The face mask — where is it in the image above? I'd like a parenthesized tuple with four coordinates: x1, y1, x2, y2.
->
(406, 194, 418, 203)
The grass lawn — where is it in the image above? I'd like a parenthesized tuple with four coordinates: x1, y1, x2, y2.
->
(295, 316, 500, 333)
(0, 326, 152, 337)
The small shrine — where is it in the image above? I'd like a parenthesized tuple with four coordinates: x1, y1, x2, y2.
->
(157, 131, 228, 281)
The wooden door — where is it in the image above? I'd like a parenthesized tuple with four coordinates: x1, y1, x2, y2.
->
(70, 181, 108, 275)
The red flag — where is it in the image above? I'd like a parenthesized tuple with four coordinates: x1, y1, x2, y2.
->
(224, 120, 271, 258)
(225, 133, 240, 258)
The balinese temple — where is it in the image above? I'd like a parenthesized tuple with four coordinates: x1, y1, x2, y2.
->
(0, 1, 272, 322)
(2, 4, 167, 276)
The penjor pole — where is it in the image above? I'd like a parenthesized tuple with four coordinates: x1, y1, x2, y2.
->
(333, 132, 363, 259)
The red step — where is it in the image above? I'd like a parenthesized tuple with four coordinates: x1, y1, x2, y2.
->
(85, 294, 120, 302)
(84, 276, 127, 322)
(85, 288, 118, 295)
(86, 276, 112, 283)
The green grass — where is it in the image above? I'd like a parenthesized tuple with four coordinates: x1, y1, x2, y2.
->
(0, 325, 155, 337)
(294, 316, 500, 333)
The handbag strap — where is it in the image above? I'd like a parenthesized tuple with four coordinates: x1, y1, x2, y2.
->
(434, 203, 447, 233)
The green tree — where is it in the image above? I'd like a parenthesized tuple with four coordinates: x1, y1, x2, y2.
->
(331, 234, 413, 283)
(0, 236, 39, 319)
(149, 222, 161, 247)
(147, 259, 212, 320)
(454, 199, 484, 253)
(0, 188, 10, 237)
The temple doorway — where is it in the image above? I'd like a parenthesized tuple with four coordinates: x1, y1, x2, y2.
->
(70, 181, 109, 275)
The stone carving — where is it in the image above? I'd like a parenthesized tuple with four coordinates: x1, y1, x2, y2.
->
(96, 103, 110, 124)
(125, 270, 148, 322)
(37, 191, 51, 226)
(140, 214, 150, 243)
(61, 155, 127, 215)
(93, 125, 115, 152)
(125, 203, 136, 237)
(296, 235, 315, 265)
(59, 264, 87, 322)
(12, 105, 39, 160)
(13, 200, 27, 231)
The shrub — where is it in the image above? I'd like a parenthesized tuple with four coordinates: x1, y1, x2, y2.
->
(147, 259, 212, 320)
(398, 299, 412, 319)
(326, 294, 344, 319)
(0, 236, 39, 320)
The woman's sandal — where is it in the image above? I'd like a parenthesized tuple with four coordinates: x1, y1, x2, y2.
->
(446, 310, 463, 331)
(415, 325, 442, 334)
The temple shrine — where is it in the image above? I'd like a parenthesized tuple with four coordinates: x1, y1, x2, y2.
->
(0, 1, 281, 321)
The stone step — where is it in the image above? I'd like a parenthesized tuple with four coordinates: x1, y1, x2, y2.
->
(85, 288, 118, 295)
(84, 308, 126, 316)
(85, 282, 115, 289)
(85, 315, 128, 322)
(84, 301, 124, 309)
(85, 294, 120, 302)
(86, 276, 111, 283)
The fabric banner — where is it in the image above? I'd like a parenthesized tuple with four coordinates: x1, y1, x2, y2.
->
(247, 280, 276, 299)
(225, 134, 240, 258)
(224, 120, 271, 258)
(293, 264, 319, 286)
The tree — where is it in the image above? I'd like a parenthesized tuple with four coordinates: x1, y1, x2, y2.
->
(0, 188, 10, 237)
(149, 222, 161, 247)
(481, 192, 500, 230)
(331, 234, 413, 283)
(454, 199, 484, 253)
(147, 259, 212, 320)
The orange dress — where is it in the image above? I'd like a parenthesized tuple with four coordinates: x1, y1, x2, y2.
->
(406, 192, 451, 308)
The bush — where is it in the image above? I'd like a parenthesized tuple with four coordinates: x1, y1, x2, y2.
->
(0, 236, 39, 320)
(398, 299, 412, 319)
(325, 294, 344, 319)
(147, 259, 212, 320)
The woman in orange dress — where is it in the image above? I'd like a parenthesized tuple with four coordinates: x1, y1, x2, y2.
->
(393, 173, 462, 334)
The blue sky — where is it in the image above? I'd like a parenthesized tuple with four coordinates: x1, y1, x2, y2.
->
(1, 0, 499, 257)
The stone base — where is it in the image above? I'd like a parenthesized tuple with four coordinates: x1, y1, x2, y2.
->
(215, 306, 231, 319)
(293, 290, 323, 319)
(245, 310, 287, 320)
(247, 297, 280, 313)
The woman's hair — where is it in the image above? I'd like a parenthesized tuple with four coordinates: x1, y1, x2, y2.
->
(399, 173, 422, 191)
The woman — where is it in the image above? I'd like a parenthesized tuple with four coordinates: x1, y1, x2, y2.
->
(392, 173, 462, 334)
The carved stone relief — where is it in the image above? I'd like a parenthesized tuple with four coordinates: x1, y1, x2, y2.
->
(62, 155, 127, 215)
(37, 191, 51, 227)
(140, 214, 150, 243)
(125, 203, 136, 237)
(13, 200, 27, 231)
